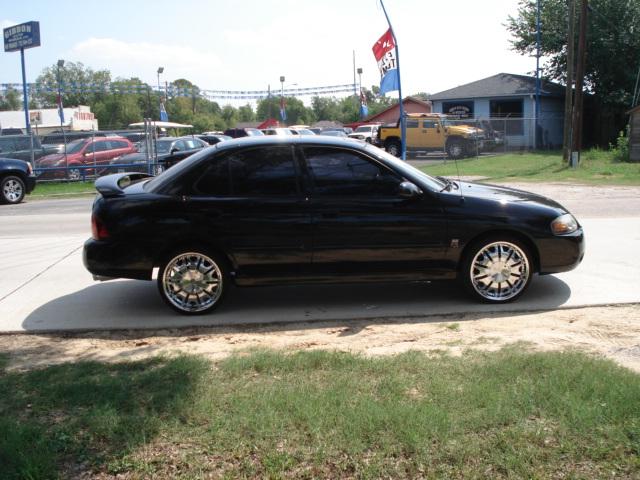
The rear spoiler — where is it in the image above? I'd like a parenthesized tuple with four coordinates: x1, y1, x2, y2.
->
(94, 173, 153, 197)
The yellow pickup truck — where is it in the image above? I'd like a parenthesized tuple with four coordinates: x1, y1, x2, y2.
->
(377, 113, 485, 159)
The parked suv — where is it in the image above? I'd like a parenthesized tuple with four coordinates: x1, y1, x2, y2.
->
(378, 113, 485, 159)
(0, 157, 36, 204)
(0, 135, 56, 162)
(35, 137, 136, 180)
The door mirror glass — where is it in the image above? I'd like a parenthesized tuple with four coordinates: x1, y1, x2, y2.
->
(398, 181, 422, 199)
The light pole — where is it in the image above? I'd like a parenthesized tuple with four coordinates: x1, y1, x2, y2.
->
(57, 59, 69, 179)
(357, 67, 364, 120)
(157, 67, 164, 120)
(279, 75, 285, 124)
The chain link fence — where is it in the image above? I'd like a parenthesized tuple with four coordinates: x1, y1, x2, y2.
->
(396, 116, 564, 160)
(0, 121, 168, 182)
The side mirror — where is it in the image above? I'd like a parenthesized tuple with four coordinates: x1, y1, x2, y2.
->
(84, 152, 92, 157)
(170, 147, 179, 154)
(398, 181, 422, 199)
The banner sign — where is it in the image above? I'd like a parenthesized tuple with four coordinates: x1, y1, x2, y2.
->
(0, 83, 356, 101)
(372, 29, 399, 94)
(4, 21, 40, 52)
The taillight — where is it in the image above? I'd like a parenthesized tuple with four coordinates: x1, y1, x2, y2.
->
(91, 214, 109, 240)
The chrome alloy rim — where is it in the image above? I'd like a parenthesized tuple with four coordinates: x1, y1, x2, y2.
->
(449, 143, 463, 157)
(470, 241, 529, 301)
(3, 178, 23, 203)
(162, 252, 222, 312)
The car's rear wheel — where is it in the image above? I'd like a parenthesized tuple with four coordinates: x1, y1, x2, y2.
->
(1, 175, 26, 204)
(461, 237, 533, 303)
(157, 250, 226, 314)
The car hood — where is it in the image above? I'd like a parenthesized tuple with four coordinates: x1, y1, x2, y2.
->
(36, 153, 69, 165)
(454, 180, 567, 213)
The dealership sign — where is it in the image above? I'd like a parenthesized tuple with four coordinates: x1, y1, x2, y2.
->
(3, 21, 40, 52)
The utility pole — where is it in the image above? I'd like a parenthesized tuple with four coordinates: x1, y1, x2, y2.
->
(571, 0, 588, 158)
(563, 0, 576, 161)
(535, 0, 541, 149)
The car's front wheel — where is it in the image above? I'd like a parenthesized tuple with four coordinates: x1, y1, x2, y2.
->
(461, 237, 533, 303)
(385, 139, 401, 157)
(1, 175, 26, 204)
(157, 250, 227, 314)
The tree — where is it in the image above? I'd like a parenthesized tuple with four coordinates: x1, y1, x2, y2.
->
(0, 86, 21, 111)
(256, 96, 314, 125)
(238, 103, 255, 122)
(506, 0, 640, 144)
(34, 61, 111, 107)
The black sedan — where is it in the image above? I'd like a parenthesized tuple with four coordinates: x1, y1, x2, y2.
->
(109, 136, 208, 173)
(0, 157, 37, 204)
(84, 136, 584, 314)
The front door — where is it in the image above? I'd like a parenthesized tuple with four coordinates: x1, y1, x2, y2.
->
(300, 145, 448, 280)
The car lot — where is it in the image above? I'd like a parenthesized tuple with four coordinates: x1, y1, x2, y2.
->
(0, 182, 639, 332)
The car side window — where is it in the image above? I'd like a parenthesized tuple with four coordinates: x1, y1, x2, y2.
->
(423, 120, 437, 129)
(303, 147, 402, 196)
(14, 138, 31, 150)
(406, 119, 419, 128)
(112, 140, 128, 149)
(174, 140, 187, 151)
(0, 138, 13, 152)
(228, 146, 298, 196)
(95, 141, 110, 152)
(193, 157, 230, 196)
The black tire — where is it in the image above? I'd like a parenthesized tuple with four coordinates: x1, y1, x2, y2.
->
(1, 175, 26, 204)
(460, 236, 533, 303)
(446, 138, 465, 159)
(68, 168, 82, 181)
(157, 248, 228, 315)
(385, 140, 401, 157)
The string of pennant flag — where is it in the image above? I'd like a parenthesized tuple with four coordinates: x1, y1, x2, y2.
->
(0, 82, 357, 100)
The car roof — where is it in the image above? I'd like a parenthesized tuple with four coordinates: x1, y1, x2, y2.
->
(213, 134, 365, 153)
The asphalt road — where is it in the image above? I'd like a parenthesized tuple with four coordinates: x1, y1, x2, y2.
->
(1, 184, 639, 333)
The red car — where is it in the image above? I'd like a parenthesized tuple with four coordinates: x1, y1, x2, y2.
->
(35, 137, 136, 180)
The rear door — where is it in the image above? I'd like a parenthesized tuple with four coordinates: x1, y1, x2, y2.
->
(182, 145, 312, 284)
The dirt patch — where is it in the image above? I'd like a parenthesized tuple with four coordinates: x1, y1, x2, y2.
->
(1, 304, 639, 373)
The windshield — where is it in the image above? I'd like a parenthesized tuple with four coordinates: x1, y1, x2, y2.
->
(245, 129, 264, 136)
(66, 139, 86, 154)
(355, 126, 372, 133)
(364, 144, 446, 191)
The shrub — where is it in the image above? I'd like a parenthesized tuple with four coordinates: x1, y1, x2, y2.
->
(610, 127, 630, 162)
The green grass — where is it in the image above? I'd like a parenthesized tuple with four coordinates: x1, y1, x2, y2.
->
(421, 150, 640, 185)
(1, 348, 639, 479)
(31, 181, 95, 198)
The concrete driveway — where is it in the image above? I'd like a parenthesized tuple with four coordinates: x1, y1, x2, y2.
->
(1, 185, 639, 333)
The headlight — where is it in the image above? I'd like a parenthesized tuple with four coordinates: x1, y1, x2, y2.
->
(551, 213, 578, 235)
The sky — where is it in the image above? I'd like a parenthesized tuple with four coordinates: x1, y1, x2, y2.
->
(1, 0, 535, 105)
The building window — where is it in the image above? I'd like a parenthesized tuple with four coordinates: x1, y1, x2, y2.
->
(490, 99, 524, 136)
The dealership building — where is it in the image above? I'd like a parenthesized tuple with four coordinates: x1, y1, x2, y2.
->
(0, 105, 98, 135)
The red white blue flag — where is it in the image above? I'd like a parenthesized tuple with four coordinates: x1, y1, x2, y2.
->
(372, 29, 399, 94)
(279, 96, 287, 122)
